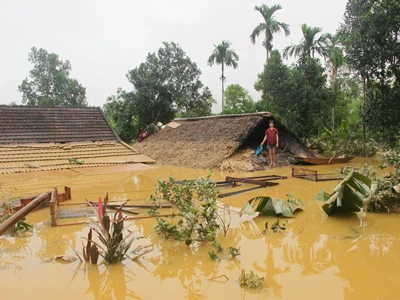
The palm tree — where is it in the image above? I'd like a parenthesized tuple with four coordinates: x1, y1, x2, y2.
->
(325, 33, 345, 87)
(250, 4, 290, 63)
(283, 24, 328, 62)
(207, 41, 239, 112)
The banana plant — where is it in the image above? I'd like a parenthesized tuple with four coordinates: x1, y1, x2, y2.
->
(317, 170, 371, 215)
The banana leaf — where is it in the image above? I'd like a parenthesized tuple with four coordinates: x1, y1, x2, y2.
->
(319, 170, 371, 215)
(241, 195, 303, 218)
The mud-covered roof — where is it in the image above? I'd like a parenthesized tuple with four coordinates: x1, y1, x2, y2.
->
(134, 112, 314, 170)
(0, 105, 154, 173)
(0, 105, 118, 144)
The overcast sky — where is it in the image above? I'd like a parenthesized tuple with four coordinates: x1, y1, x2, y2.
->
(0, 0, 348, 113)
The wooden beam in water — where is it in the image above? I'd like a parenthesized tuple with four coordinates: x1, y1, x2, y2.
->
(0, 192, 49, 235)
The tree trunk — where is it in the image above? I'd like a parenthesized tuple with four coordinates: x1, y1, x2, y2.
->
(362, 75, 366, 156)
(266, 49, 269, 64)
(221, 62, 225, 112)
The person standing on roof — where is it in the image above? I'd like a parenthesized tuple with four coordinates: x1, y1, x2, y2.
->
(260, 120, 279, 167)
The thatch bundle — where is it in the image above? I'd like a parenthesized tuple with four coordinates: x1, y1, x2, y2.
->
(134, 113, 314, 170)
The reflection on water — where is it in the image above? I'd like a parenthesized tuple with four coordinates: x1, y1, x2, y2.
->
(86, 264, 139, 300)
(0, 158, 400, 299)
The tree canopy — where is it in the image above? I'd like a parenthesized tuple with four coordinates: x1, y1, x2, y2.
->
(255, 50, 335, 139)
(18, 47, 87, 107)
(250, 4, 290, 63)
(104, 42, 214, 142)
(223, 84, 255, 114)
(283, 24, 327, 62)
(341, 0, 400, 144)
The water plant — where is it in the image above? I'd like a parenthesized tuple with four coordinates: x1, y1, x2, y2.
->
(264, 219, 288, 234)
(239, 269, 264, 289)
(208, 240, 241, 261)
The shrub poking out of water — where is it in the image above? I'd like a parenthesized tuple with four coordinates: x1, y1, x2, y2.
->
(149, 174, 221, 245)
(239, 269, 264, 289)
(370, 172, 400, 212)
(85, 197, 143, 264)
(208, 241, 241, 261)
(263, 219, 288, 234)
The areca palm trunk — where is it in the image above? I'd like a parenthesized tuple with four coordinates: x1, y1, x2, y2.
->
(221, 62, 225, 111)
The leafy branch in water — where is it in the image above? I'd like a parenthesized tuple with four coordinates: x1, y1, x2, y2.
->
(263, 219, 288, 234)
(208, 240, 241, 261)
(239, 269, 264, 289)
(149, 173, 231, 246)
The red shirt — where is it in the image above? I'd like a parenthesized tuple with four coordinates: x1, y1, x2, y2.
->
(265, 128, 279, 145)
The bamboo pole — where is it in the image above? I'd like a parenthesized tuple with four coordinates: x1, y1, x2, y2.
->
(0, 192, 49, 236)
(54, 213, 180, 227)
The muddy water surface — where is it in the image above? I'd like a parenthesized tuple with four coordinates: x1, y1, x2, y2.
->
(1, 158, 399, 300)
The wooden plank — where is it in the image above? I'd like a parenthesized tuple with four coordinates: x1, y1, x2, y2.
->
(0, 193, 49, 235)
(218, 186, 265, 198)
(225, 176, 279, 187)
(165, 121, 181, 128)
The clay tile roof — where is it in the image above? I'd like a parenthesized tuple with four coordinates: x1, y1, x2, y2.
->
(0, 105, 155, 173)
(0, 105, 118, 144)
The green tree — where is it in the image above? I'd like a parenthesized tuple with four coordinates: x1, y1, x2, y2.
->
(283, 24, 327, 63)
(250, 4, 290, 63)
(340, 0, 400, 144)
(128, 42, 213, 128)
(223, 84, 255, 114)
(105, 42, 213, 142)
(103, 88, 138, 143)
(207, 40, 239, 112)
(255, 50, 335, 139)
(18, 47, 87, 106)
(325, 33, 345, 87)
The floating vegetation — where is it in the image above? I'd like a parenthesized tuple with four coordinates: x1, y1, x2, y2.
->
(241, 193, 303, 218)
(208, 240, 241, 261)
(239, 269, 264, 289)
(264, 219, 288, 234)
(68, 158, 84, 165)
(149, 174, 225, 245)
(316, 170, 371, 215)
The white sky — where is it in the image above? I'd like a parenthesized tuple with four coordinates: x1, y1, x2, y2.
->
(0, 0, 348, 113)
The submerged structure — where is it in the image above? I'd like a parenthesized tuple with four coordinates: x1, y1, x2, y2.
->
(0, 105, 154, 174)
(134, 112, 314, 170)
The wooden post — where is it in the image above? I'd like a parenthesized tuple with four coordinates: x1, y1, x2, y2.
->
(50, 187, 59, 227)
(0, 193, 49, 236)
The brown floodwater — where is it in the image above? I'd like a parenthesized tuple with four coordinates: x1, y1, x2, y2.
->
(0, 158, 399, 300)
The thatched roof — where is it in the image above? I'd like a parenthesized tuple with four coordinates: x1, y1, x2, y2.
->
(134, 112, 314, 169)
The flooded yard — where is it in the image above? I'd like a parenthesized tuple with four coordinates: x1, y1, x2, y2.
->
(0, 158, 399, 299)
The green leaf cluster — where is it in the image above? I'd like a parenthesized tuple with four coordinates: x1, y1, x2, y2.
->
(242, 193, 303, 218)
(239, 270, 264, 289)
(318, 170, 371, 215)
(150, 174, 221, 245)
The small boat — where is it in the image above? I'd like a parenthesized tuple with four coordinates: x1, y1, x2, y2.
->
(294, 156, 354, 165)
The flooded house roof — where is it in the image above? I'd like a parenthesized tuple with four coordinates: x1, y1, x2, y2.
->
(134, 112, 314, 170)
(0, 105, 154, 174)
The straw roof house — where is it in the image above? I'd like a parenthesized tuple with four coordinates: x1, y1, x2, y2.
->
(134, 112, 314, 170)
(0, 105, 154, 174)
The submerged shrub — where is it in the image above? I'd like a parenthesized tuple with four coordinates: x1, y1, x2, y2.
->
(149, 174, 222, 245)
(239, 270, 264, 289)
